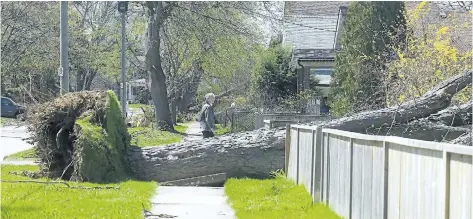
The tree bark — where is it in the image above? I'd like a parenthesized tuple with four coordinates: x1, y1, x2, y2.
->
(365, 120, 471, 142)
(170, 99, 177, 125)
(146, 2, 174, 131)
(426, 100, 472, 126)
(83, 69, 96, 91)
(128, 128, 286, 182)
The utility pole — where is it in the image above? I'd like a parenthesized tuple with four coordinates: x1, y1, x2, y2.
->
(118, 1, 128, 118)
(59, 1, 69, 95)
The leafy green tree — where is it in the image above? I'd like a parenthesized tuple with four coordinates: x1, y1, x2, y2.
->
(1, 2, 59, 103)
(329, 1, 406, 116)
(143, 2, 275, 130)
(252, 38, 321, 111)
(254, 45, 296, 107)
(69, 2, 123, 91)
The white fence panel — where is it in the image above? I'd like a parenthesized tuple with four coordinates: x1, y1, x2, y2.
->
(286, 124, 473, 219)
(449, 154, 472, 219)
(298, 129, 314, 195)
(388, 143, 443, 219)
(350, 139, 384, 219)
(327, 134, 351, 218)
(287, 128, 300, 182)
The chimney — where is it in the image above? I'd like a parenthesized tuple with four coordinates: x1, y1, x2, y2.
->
(333, 6, 348, 50)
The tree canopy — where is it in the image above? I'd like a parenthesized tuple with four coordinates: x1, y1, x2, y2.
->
(329, 1, 406, 116)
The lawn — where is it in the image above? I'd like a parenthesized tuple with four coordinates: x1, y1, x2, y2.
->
(1, 165, 157, 219)
(0, 117, 21, 127)
(215, 124, 231, 136)
(128, 103, 148, 109)
(224, 172, 341, 219)
(3, 148, 36, 161)
(129, 123, 188, 147)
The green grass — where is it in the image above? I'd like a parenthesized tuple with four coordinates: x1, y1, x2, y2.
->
(224, 173, 341, 219)
(129, 123, 188, 147)
(128, 103, 148, 109)
(215, 124, 231, 136)
(4, 148, 36, 161)
(1, 165, 157, 219)
(0, 118, 20, 127)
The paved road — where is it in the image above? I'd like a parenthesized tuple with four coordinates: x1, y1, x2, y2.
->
(147, 186, 235, 219)
(0, 125, 34, 162)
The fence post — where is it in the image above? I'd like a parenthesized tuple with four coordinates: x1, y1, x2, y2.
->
(231, 111, 234, 132)
(382, 141, 389, 219)
(224, 109, 227, 127)
(348, 137, 353, 219)
(310, 129, 316, 198)
(296, 127, 300, 184)
(285, 124, 291, 175)
(255, 113, 263, 129)
(324, 133, 330, 204)
(312, 126, 323, 202)
(442, 150, 451, 219)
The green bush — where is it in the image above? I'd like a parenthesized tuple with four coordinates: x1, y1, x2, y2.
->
(330, 1, 406, 116)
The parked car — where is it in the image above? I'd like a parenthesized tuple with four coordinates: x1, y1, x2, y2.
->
(1, 97, 25, 120)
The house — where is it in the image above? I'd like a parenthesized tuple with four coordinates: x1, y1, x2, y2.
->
(283, 2, 349, 113)
(282, 1, 471, 113)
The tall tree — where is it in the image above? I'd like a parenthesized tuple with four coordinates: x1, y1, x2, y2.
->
(69, 2, 123, 91)
(1, 2, 59, 102)
(329, 1, 406, 116)
(144, 2, 274, 130)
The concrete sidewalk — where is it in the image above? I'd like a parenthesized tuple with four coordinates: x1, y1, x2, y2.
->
(145, 122, 235, 219)
(147, 186, 235, 219)
(183, 121, 203, 142)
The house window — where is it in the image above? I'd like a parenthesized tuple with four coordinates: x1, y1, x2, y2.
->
(310, 68, 333, 86)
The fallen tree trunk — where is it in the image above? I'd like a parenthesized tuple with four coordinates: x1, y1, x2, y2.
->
(427, 100, 472, 126)
(366, 120, 470, 142)
(129, 73, 472, 182)
(128, 128, 286, 182)
(321, 71, 472, 133)
(450, 132, 472, 146)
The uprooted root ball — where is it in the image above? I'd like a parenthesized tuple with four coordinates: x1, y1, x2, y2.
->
(27, 91, 131, 182)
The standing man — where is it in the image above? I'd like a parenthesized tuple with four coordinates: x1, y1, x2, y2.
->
(197, 93, 216, 138)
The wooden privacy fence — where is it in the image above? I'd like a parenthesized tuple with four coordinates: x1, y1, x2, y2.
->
(285, 124, 472, 219)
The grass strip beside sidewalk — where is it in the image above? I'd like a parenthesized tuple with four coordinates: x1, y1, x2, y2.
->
(224, 172, 341, 219)
(1, 165, 157, 219)
(3, 148, 36, 161)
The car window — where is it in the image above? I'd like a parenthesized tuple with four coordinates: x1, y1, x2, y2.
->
(1, 98, 12, 106)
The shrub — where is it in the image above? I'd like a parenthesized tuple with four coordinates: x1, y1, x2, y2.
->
(330, 2, 406, 116)
(27, 91, 131, 182)
(386, 2, 472, 106)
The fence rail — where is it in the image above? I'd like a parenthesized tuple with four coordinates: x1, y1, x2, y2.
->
(286, 124, 473, 219)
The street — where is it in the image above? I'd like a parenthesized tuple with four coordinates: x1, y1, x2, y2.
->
(0, 125, 34, 161)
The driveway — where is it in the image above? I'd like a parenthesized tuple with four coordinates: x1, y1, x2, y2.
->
(0, 125, 34, 161)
